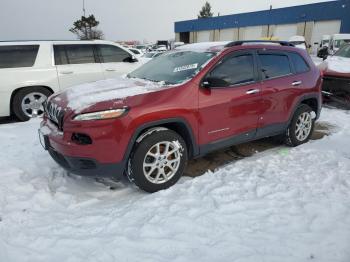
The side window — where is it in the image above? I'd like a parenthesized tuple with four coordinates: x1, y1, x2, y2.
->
(98, 45, 131, 63)
(54, 45, 96, 65)
(289, 52, 310, 74)
(0, 45, 39, 69)
(208, 54, 255, 87)
(258, 54, 291, 79)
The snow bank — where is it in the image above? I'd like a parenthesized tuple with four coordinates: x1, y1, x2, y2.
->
(64, 77, 171, 113)
(326, 56, 350, 73)
(1, 108, 350, 262)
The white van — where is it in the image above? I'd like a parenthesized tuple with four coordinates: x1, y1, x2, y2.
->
(289, 35, 308, 50)
(328, 34, 350, 55)
(0, 40, 140, 121)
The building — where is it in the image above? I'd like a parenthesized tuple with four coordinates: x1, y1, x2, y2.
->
(174, 0, 350, 51)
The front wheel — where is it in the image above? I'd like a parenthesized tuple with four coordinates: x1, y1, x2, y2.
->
(12, 87, 52, 121)
(127, 129, 188, 193)
(285, 104, 315, 147)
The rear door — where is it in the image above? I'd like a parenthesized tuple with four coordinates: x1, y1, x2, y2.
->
(257, 50, 308, 132)
(198, 51, 262, 146)
(96, 44, 140, 78)
(54, 44, 104, 90)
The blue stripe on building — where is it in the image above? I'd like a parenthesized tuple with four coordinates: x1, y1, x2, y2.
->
(175, 0, 350, 33)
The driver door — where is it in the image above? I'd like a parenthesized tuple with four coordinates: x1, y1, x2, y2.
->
(198, 51, 262, 148)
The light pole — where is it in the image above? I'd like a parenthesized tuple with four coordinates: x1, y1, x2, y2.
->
(83, 0, 86, 16)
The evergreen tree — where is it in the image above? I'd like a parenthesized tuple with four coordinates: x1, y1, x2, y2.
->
(198, 2, 214, 18)
(70, 15, 104, 40)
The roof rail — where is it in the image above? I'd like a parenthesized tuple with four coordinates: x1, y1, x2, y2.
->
(225, 40, 295, 47)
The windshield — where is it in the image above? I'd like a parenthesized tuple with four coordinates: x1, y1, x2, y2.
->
(128, 51, 216, 85)
(335, 45, 350, 58)
(334, 39, 350, 48)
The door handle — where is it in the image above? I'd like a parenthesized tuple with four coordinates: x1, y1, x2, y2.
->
(60, 70, 73, 75)
(105, 68, 116, 72)
(292, 81, 302, 86)
(246, 89, 260, 95)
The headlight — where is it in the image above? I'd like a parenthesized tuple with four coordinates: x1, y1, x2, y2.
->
(73, 108, 128, 121)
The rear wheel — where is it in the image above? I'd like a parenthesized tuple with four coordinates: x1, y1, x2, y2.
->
(12, 87, 52, 121)
(127, 129, 188, 193)
(285, 104, 315, 147)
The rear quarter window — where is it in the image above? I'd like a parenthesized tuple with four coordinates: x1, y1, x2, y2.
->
(289, 52, 310, 74)
(0, 45, 39, 69)
(258, 54, 292, 79)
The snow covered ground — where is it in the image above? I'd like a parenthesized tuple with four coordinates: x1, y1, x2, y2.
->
(1, 108, 350, 262)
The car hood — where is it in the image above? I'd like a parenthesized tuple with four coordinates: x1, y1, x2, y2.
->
(49, 77, 171, 114)
(318, 56, 350, 78)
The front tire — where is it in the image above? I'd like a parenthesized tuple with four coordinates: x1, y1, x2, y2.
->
(127, 129, 188, 193)
(12, 87, 52, 121)
(285, 104, 315, 147)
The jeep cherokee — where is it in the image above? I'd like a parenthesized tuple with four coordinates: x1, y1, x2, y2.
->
(39, 41, 322, 193)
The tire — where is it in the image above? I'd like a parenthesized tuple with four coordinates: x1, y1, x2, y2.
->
(12, 87, 52, 121)
(285, 104, 315, 147)
(127, 128, 188, 193)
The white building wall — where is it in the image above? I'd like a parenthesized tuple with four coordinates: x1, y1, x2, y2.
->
(240, 26, 263, 40)
(197, 30, 211, 42)
(273, 24, 298, 41)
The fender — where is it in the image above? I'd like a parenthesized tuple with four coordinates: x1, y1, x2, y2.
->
(288, 93, 322, 125)
(122, 117, 199, 164)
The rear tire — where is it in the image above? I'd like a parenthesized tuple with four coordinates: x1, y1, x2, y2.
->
(127, 128, 188, 193)
(12, 87, 52, 121)
(285, 104, 315, 147)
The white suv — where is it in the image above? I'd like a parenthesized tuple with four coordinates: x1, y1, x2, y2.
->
(0, 40, 140, 121)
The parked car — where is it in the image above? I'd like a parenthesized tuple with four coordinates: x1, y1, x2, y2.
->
(128, 48, 143, 58)
(0, 40, 140, 121)
(139, 51, 164, 63)
(328, 34, 350, 55)
(319, 44, 350, 108)
(39, 40, 322, 192)
(289, 35, 309, 50)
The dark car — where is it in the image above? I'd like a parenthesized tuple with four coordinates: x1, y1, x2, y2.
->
(39, 41, 322, 192)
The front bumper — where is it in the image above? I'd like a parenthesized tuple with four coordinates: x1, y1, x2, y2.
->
(47, 147, 125, 178)
(39, 119, 128, 179)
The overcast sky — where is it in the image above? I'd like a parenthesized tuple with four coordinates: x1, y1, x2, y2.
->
(0, 0, 331, 42)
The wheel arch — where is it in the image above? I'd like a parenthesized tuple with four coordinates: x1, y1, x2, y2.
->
(124, 118, 199, 162)
(289, 94, 321, 124)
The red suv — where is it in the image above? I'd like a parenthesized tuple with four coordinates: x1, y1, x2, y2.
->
(39, 41, 322, 192)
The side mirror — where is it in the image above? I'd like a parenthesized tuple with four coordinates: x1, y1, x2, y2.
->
(201, 76, 228, 88)
(124, 56, 138, 63)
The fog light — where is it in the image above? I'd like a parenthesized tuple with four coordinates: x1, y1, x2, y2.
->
(72, 133, 92, 145)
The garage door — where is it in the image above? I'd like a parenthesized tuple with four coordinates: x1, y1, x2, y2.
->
(197, 30, 211, 42)
(311, 20, 341, 53)
(219, 29, 235, 41)
(241, 26, 263, 40)
(273, 24, 298, 41)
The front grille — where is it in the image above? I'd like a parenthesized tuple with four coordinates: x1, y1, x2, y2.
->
(45, 101, 65, 130)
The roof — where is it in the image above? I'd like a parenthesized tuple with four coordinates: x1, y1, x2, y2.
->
(0, 40, 117, 46)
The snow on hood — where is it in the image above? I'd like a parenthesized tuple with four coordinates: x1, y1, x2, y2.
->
(61, 77, 170, 113)
(326, 56, 350, 73)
